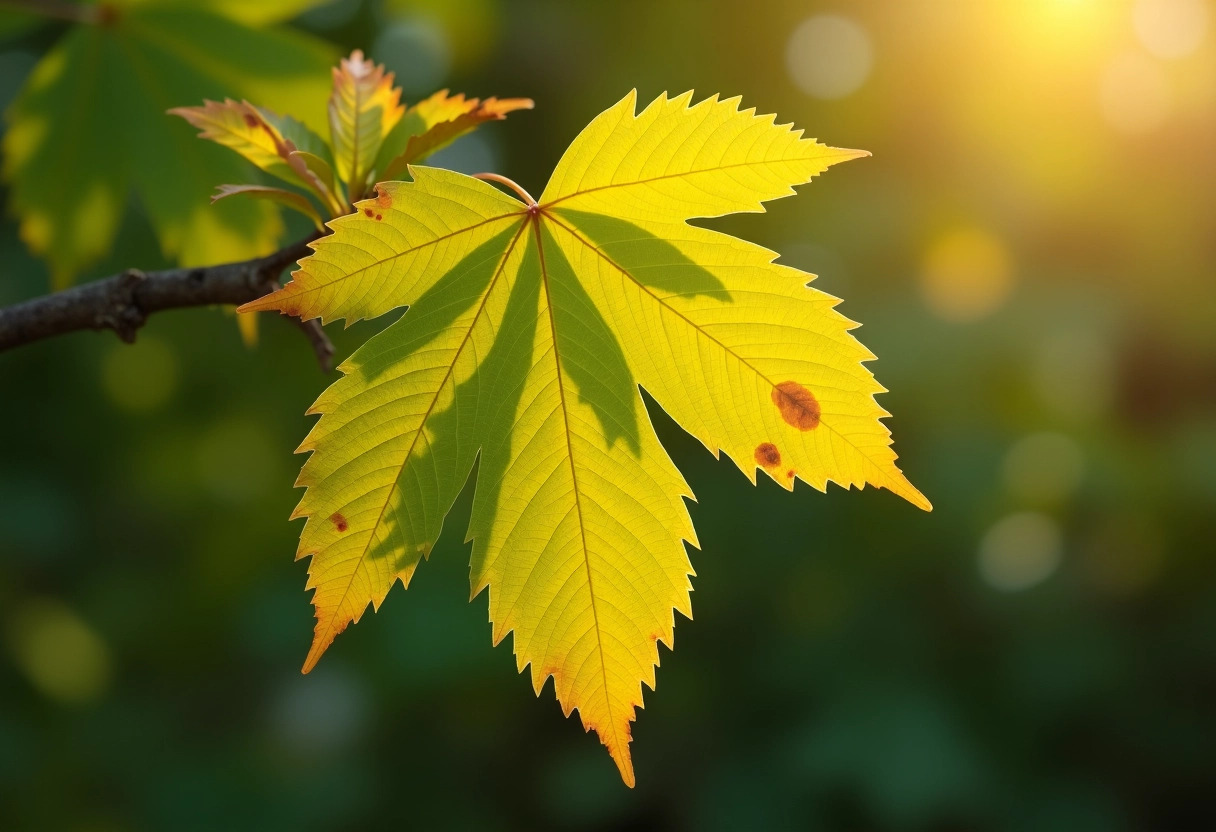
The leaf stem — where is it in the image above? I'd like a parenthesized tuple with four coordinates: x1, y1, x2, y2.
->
(472, 172, 536, 205)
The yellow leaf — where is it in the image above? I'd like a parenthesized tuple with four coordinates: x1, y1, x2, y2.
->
(378, 90, 534, 180)
(328, 49, 404, 199)
(242, 91, 928, 786)
(170, 100, 316, 191)
(240, 170, 523, 324)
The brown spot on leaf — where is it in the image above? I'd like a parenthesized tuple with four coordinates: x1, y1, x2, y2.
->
(243, 112, 259, 128)
(363, 208, 374, 217)
(330, 513, 348, 533)
(786, 469, 796, 479)
(375, 213, 382, 221)
(754, 442, 781, 468)
(375, 184, 392, 209)
(771, 381, 821, 430)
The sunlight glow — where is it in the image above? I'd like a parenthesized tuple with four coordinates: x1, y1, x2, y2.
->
(1134, 0, 1209, 59)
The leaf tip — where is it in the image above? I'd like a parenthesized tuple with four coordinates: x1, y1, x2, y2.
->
(301, 636, 325, 674)
(237, 286, 300, 317)
(891, 475, 932, 512)
(235, 296, 270, 315)
(619, 88, 639, 115)
(302, 623, 338, 674)
(832, 146, 872, 163)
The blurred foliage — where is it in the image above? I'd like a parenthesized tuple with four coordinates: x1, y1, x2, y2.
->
(1, 0, 336, 287)
(1, 0, 1215, 829)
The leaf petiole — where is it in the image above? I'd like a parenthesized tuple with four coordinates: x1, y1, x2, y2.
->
(472, 172, 537, 206)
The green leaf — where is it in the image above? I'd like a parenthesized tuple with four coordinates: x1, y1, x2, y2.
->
(0, 9, 44, 41)
(137, 0, 334, 26)
(260, 107, 332, 164)
(2, 5, 335, 285)
(244, 91, 929, 786)
(2, 27, 128, 288)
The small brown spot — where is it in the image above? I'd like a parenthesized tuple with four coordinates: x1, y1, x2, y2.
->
(330, 513, 348, 532)
(754, 442, 781, 468)
(786, 469, 796, 479)
(363, 208, 374, 217)
(375, 213, 382, 221)
(242, 112, 259, 128)
(374, 184, 392, 208)
(771, 381, 821, 430)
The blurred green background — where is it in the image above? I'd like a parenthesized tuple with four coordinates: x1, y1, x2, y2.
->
(2, 0, 1215, 829)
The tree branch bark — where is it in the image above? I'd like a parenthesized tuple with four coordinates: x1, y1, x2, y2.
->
(0, 235, 335, 371)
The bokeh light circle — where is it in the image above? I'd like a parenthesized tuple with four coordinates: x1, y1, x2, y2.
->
(373, 19, 451, 97)
(919, 227, 1014, 323)
(100, 336, 178, 413)
(979, 512, 1063, 592)
(8, 598, 112, 704)
(1100, 51, 1172, 135)
(786, 15, 874, 100)
(1133, 0, 1210, 60)
(1003, 432, 1086, 504)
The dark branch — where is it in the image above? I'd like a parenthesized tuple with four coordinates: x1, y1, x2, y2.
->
(0, 236, 335, 371)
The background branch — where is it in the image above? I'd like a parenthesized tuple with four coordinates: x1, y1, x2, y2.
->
(0, 236, 334, 371)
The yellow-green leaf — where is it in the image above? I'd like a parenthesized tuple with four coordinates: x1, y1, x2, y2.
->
(289, 149, 344, 215)
(242, 91, 929, 786)
(169, 99, 324, 195)
(377, 90, 534, 179)
(328, 49, 403, 199)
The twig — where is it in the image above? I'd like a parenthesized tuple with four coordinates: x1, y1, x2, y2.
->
(290, 318, 336, 374)
(0, 235, 336, 372)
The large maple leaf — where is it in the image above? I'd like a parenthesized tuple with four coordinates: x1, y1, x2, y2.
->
(242, 90, 930, 786)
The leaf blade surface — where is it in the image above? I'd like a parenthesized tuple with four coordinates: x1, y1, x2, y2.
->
(245, 92, 929, 785)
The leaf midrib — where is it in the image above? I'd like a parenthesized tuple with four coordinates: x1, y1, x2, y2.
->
(532, 213, 626, 770)
(540, 152, 839, 209)
(304, 217, 529, 670)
